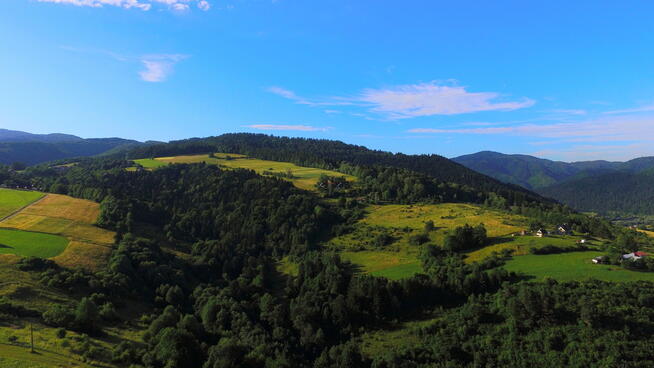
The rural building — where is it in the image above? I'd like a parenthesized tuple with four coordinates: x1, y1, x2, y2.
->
(536, 229, 546, 238)
(622, 252, 648, 261)
(557, 224, 572, 235)
(592, 256, 606, 264)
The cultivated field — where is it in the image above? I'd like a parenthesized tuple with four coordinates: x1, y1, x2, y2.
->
(330, 203, 529, 279)
(133, 153, 356, 191)
(0, 194, 114, 270)
(0, 189, 43, 220)
(503, 251, 654, 282)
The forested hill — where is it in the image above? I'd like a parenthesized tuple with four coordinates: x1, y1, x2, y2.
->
(126, 133, 551, 207)
(453, 151, 654, 215)
(453, 151, 581, 190)
(453, 150, 654, 190)
(538, 169, 654, 215)
(0, 128, 148, 166)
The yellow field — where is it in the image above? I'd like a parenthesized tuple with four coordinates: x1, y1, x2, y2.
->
(0, 194, 114, 271)
(640, 229, 654, 238)
(134, 153, 356, 191)
(362, 203, 527, 243)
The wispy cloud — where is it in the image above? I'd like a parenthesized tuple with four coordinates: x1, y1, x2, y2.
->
(549, 109, 587, 115)
(61, 47, 188, 82)
(408, 114, 654, 142)
(268, 82, 534, 119)
(138, 54, 188, 83)
(37, 0, 211, 11)
(246, 124, 331, 132)
(532, 143, 654, 162)
(603, 103, 654, 115)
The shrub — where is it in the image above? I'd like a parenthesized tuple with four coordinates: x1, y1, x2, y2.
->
(409, 233, 430, 246)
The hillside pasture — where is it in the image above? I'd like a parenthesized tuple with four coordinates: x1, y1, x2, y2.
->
(362, 203, 527, 243)
(0, 189, 43, 220)
(503, 251, 654, 282)
(465, 234, 597, 263)
(132, 153, 356, 191)
(331, 203, 528, 280)
(0, 194, 114, 270)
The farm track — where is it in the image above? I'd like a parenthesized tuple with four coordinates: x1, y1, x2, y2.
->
(0, 194, 47, 224)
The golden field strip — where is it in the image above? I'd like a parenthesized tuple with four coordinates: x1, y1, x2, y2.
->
(0, 194, 115, 271)
(133, 153, 356, 191)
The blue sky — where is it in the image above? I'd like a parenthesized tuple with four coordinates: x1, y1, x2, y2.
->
(2, 1, 654, 161)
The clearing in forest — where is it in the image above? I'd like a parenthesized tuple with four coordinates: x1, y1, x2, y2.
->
(329, 203, 529, 280)
(132, 153, 356, 191)
(503, 251, 654, 282)
(0, 194, 115, 270)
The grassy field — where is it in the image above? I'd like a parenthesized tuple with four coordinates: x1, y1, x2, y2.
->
(503, 251, 654, 282)
(360, 314, 440, 359)
(465, 234, 597, 263)
(362, 203, 526, 243)
(0, 229, 68, 258)
(133, 153, 356, 191)
(0, 189, 44, 220)
(0, 194, 114, 270)
(330, 203, 528, 280)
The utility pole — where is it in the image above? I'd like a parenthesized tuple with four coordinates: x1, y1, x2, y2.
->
(30, 323, 34, 353)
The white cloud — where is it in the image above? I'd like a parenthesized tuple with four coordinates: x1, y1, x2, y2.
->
(139, 54, 188, 82)
(357, 83, 535, 119)
(268, 82, 533, 119)
(37, 0, 211, 11)
(246, 124, 331, 132)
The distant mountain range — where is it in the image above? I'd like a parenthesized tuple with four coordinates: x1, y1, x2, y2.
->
(0, 128, 151, 165)
(453, 151, 654, 215)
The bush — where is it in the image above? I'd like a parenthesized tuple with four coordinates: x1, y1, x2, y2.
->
(409, 233, 430, 246)
(56, 328, 67, 339)
(529, 244, 589, 255)
(43, 304, 75, 328)
(373, 233, 394, 247)
(444, 224, 487, 251)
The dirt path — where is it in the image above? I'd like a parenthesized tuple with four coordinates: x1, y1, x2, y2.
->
(0, 194, 48, 224)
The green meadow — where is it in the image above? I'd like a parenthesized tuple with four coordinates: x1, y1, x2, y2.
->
(503, 251, 654, 282)
(0, 189, 43, 219)
(0, 229, 69, 258)
(465, 234, 597, 263)
(133, 153, 355, 191)
(330, 203, 529, 280)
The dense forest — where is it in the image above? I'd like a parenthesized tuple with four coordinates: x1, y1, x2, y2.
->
(0, 134, 651, 367)
(538, 169, 654, 216)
